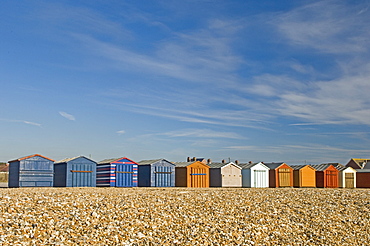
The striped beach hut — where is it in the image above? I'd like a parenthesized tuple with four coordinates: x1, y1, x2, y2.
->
(208, 161, 242, 187)
(8, 154, 55, 187)
(264, 162, 293, 188)
(174, 161, 209, 187)
(291, 164, 316, 188)
(96, 157, 138, 187)
(239, 162, 270, 188)
(54, 156, 97, 187)
(311, 164, 339, 188)
(137, 159, 175, 187)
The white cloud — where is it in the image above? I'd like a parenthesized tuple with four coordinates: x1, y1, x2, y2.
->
(116, 130, 126, 135)
(160, 128, 244, 139)
(23, 121, 42, 127)
(59, 111, 76, 121)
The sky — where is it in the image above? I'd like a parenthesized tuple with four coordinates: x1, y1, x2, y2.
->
(1, 0, 370, 164)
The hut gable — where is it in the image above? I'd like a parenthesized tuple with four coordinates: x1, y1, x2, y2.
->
(346, 158, 370, 169)
(9, 154, 55, 163)
(336, 166, 356, 188)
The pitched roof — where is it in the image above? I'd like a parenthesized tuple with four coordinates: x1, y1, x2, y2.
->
(137, 159, 173, 165)
(54, 156, 96, 164)
(207, 162, 241, 169)
(355, 169, 370, 173)
(98, 157, 137, 165)
(173, 162, 192, 167)
(289, 164, 315, 170)
(350, 159, 370, 169)
(263, 162, 286, 170)
(238, 162, 269, 169)
(8, 154, 55, 163)
(0, 163, 9, 172)
(310, 164, 336, 171)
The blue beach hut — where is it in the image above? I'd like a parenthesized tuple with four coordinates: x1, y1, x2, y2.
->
(96, 157, 138, 187)
(8, 154, 55, 187)
(137, 159, 175, 187)
(54, 156, 97, 187)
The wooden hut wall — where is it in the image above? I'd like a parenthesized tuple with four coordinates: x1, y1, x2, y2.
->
(241, 163, 269, 188)
(186, 161, 209, 188)
(175, 167, 187, 187)
(356, 171, 370, 188)
(269, 164, 293, 188)
(8, 154, 54, 188)
(138, 165, 151, 187)
(209, 168, 222, 187)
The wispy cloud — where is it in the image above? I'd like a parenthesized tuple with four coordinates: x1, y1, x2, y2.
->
(116, 130, 126, 135)
(0, 119, 41, 127)
(59, 111, 76, 121)
(158, 128, 244, 139)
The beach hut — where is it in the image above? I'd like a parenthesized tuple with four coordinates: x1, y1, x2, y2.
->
(264, 162, 293, 188)
(174, 161, 209, 187)
(0, 163, 9, 186)
(96, 157, 138, 187)
(291, 165, 316, 188)
(208, 162, 242, 187)
(54, 156, 97, 187)
(355, 169, 370, 188)
(239, 162, 269, 188)
(335, 166, 356, 188)
(8, 154, 54, 187)
(137, 159, 175, 187)
(311, 164, 339, 188)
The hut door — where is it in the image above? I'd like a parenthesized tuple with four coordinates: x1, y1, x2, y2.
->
(345, 173, 354, 188)
(116, 164, 134, 187)
(190, 167, 207, 187)
(326, 170, 337, 188)
(278, 168, 291, 187)
(254, 170, 266, 188)
(155, 166, 172, 187)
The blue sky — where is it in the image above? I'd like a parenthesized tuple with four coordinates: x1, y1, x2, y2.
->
(1, 0, 370, 164)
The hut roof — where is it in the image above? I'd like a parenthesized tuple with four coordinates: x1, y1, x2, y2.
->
(263, 162, 286, 170)
(238, 162, 269, 169)
(173, 162, 192, 167)
(8, 154, 55, 163)
(207, 162, 241, 169)
(137, 159, 174, 165)
(0, 163, 9, 172)
(289, 164, 315, 170)
(54, 156, 96, 164)
(349, 158, 370, 169)
(354, 169, 370, 173)
(310, 164, 336, 171)
(98, 157, 137, 165)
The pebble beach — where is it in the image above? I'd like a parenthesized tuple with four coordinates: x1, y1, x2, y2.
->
(1, 188, 369, 245)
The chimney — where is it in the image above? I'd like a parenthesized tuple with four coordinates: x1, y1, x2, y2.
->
(187, 157, 190, 162)
(235, 160, 239, 164)
(192, 157, 196, 161)
(222, 159, 225, 164)
(207, 159, 212, 164)
(248, 161, 252, 164)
